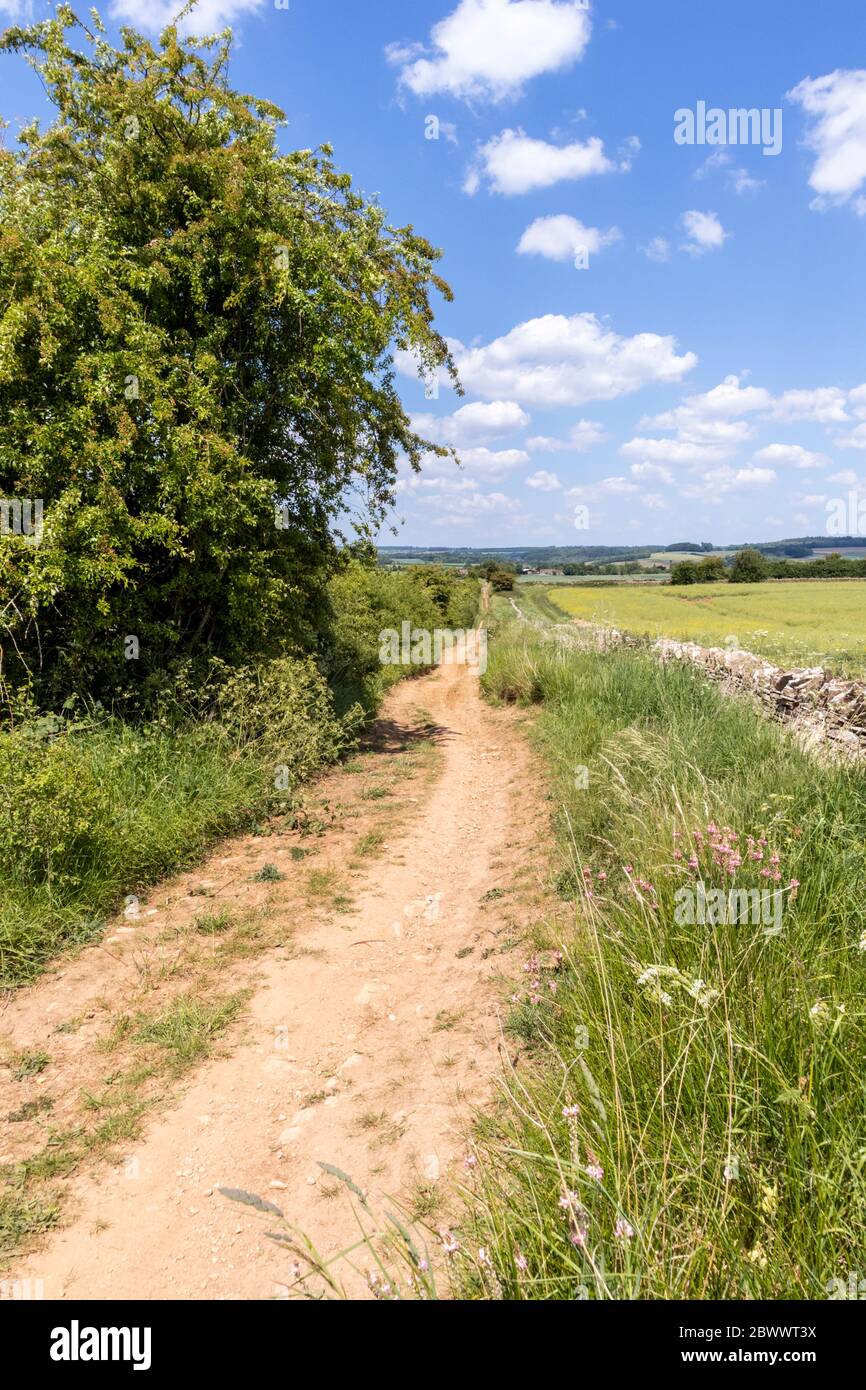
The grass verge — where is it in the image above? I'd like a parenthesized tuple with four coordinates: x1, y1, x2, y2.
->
(457, 607, 866, 1299)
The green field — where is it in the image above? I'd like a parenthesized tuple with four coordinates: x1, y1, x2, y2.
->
(545, 579, 866, 674)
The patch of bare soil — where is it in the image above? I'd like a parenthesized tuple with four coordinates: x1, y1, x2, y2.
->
(1, 658, 556, 1299)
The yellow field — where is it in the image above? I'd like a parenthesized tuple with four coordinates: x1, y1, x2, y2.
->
(546, 580, 866, 674)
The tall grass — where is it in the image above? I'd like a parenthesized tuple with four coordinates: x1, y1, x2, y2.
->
(463, 612, 866, 1299)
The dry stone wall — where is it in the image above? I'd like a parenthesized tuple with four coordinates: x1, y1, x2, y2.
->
(655, 638, 866, 758)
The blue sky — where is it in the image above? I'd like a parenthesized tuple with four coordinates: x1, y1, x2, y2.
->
(2, 1, 866, 548)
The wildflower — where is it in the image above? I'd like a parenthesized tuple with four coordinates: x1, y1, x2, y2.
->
(759, 1181, 778, 1216)
(788, 878, 800, 899)
(614, 1218, 634, 1240)
(570, 1227, 588, 1248)
(440, 1230, 460, 1255)
(688, 855, 699, 870)
(597, 870, 607, 882)
(478, 1247, 490, 1266)
(464, 1153, 478, 1170)
(562, 1104, 580, 1118)
(548, 979, 558, 994)
(673, 849, 682, 860)
(558, 1189, 584, 1212)
(585, 1162, 604, 1182)
(515, 1247, 528, 1272)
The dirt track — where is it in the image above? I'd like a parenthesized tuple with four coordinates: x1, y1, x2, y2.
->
(2, 657, 551, 1299)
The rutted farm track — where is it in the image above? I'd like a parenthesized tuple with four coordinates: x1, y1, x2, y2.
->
(1, 659, 555, 1299)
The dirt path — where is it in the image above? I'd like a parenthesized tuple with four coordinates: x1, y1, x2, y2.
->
(1, 658, 552, 1300)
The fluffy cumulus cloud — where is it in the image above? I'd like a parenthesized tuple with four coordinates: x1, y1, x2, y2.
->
(525, 470, 562, 490)
(525, 419, 607, 452)
(387, 0, 592, 103)
(753, 443, 831, 469)
(769, 386, 851, 423)
(417, 313, 697, 407)
(629, 461, 674, 485)
(838, 424, 866, 451)
(464, 129, 615, 195)
(620, 436, 731, 467)
(411, 400, 529, 446)
(397, 475, 523, 529)
(787, 69, 866, 214)
(680, 209, 731, 255)
(683, 466, 777, 502)
(110, 0, 265, 30)
(627, 375, 771, 464)
(517, 213, 621, 261)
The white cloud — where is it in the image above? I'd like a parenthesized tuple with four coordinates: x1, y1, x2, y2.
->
(838, 423, 866, 450)
(829, 469, 859, 485)
(753, 443, 831, 469)
(847, 384, 866, 418)
(629, 462, 674, 485)
(618, 134, 641, 170)
(769, 387, 850, 423)
(694, 150, 764, 195)
(680, 209, 731, 255)
(400, 440, 528, 485)
(694, 151, 731, 180)
(569, 476, 642, 499)
(388, 0, 592, 102)
(683, 466, 776, 501)
(456, 446, 529, 477)
(465, 128, 615, 195)
(787, 70, 866, 213)
(428, 489, 523, 528)
(640, 236, 671, 263)
(639, 375, 772, 446)
(517, 213, 621, 261)
(525, 470, 562, 490)
(526, 419, 607, 452)
(620, 437, 731, 467)
(728, 168, 765, 195)
(429, 313, 697, 407)
(412, 399, 529, 446)
(110, 0, 265, 31)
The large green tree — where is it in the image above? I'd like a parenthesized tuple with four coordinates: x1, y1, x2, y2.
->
(0, 5, 457, 704)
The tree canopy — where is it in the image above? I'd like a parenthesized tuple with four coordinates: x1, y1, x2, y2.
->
(0, 5, 458, 704)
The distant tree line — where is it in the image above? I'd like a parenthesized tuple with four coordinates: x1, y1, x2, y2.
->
(671, 550, 866, 585)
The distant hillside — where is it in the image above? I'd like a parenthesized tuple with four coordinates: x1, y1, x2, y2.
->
(376, 537, 866, 568)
